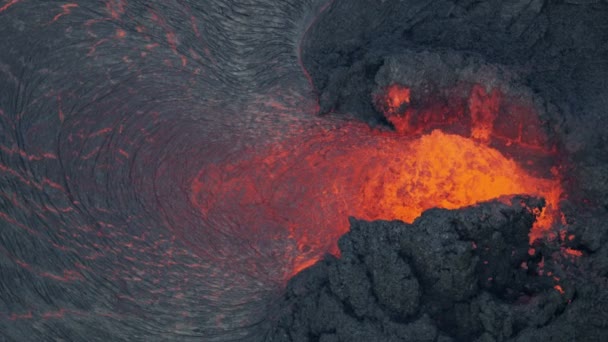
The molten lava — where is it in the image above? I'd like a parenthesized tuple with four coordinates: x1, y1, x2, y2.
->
(190, 125, 562, 280)
(357, 130, 561, 233)
(186, 83, 565, 281)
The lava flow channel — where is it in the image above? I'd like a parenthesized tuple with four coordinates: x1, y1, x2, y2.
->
(190, 122, 563, 281)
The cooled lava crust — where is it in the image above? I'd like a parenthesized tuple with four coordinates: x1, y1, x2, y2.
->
(1, 1, 608, 341)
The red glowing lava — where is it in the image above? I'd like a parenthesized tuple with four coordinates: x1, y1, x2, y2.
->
(190, 83, 564, 280)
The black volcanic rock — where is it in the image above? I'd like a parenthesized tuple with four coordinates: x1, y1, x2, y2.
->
(302, 0, 608, 134)
(267, 197, 608, 341)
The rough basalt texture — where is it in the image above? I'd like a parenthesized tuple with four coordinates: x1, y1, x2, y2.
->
(267, 197, 608, 341)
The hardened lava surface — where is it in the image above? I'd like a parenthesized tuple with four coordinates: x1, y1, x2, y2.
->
(1, 1, 608, 341)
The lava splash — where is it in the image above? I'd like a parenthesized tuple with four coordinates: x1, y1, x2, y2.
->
(190, 122, 562, 280)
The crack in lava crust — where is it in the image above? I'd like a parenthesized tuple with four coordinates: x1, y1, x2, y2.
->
(189, 123, 563, 281)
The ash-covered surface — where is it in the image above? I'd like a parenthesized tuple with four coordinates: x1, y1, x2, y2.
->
(267, 197, 608, 341)
(1, 0, 608, 341)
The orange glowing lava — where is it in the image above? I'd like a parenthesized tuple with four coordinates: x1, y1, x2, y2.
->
(386, 84, 411, 110)
(356, 130, 561, 238)
(191, 124, 562, 280)
(184, 83, 567, 281)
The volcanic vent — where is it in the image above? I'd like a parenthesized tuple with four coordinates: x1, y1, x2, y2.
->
(264, 2, 608, 341)
(189, 53, 566, 279)
(1, 0, 608, 341)
(259, 50, 580, 341)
